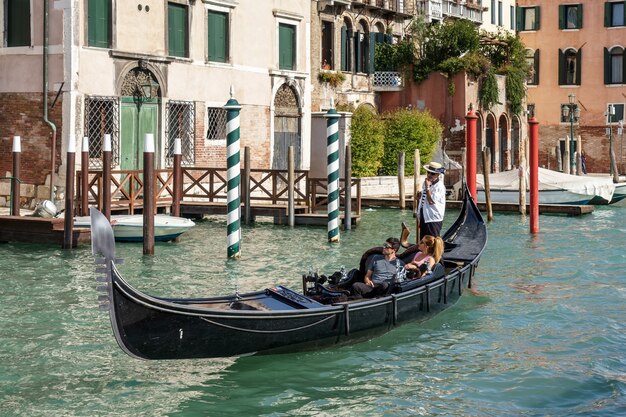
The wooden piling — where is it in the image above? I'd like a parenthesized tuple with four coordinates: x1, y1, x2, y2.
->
(398, 152, 405, 209)
(63, 138, 75, 249)
(555, 145, 562, 173)
(344, 145, 352, 230)
(143, 133, 155, 255)
(11, 136, 21, 216)
(102, 134, 112, 221)
(563, 135, 571, 175)
(576, 136, 582, 176)
(172, 138, 182, 217)
(482, 148, 493, 221)
(288, 145, 295, 227)
(243, 146, 251, 225)
(519, 137, 527, 215)
(81, 137, 89, 216)
(529, 117, 540, 234)
(414, 149, 421, 240)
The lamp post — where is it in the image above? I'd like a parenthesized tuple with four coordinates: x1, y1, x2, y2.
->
(606, 104, 615, 177)
(561, 93, 580, 174)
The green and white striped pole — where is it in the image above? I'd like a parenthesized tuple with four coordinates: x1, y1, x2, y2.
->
(224, 86, 242, 258)
(325, 102, 341, 243)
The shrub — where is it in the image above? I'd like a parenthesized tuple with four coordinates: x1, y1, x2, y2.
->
(381, 109, 443, 175)
(350, 107, 385, 177)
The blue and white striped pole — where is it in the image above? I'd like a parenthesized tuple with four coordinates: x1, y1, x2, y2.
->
(224, 86, 242, 259)
(325, 102, 341, 242)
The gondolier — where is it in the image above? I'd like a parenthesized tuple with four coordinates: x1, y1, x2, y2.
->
(417, 161, 446, 238)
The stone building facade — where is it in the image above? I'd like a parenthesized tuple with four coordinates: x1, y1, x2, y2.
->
(0, 0, 311, 207)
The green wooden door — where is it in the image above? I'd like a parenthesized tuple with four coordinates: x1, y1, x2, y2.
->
(121, 100, 158, 171)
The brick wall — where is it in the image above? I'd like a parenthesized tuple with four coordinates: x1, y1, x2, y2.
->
(0, 93, 63, 185)
(194, 103, 271, 169)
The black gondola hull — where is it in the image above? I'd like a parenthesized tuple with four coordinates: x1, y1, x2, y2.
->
(91, 185, 485, 359)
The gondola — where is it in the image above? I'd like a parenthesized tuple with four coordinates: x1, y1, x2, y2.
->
(91, 185, 487, 360)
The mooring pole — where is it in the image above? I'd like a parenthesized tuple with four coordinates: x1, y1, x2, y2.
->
(102, 134, 112, 221)
(224, 86, 242, 259)
(344, 145, 352, 230)
(81, 136, 89, 216)
(63, 138, 76, 249)
(143, 133, 155, 255)
(243, 146, 251, 225)
(325, 103, 341, 243)
(465, 104, 478, 201)
(11, 136, 21, 216)
(288, 145, 295, 227)
(398, 151, 405, 209)
(172, 137, 182, 217)
(529, 116, 540, 234)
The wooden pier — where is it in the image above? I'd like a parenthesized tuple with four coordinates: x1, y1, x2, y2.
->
(0, 216, 90, 246)
(445, 201, 594, 216)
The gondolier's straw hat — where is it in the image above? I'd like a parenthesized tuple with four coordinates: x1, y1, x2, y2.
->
(424, 161, 446, 174)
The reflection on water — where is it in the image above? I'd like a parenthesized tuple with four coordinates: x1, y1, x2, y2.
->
(0, 206, 625, 416)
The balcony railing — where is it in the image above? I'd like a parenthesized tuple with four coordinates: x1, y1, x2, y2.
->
(373, 71, 403, 91)
(416, 0, 484, 24)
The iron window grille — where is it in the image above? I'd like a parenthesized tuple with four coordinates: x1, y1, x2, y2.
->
(84, 96, 120, 169)
(165, 100, 196, 167)
(206, 107, 227, 141)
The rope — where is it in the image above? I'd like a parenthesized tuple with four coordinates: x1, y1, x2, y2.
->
(200, 314, 336, 334)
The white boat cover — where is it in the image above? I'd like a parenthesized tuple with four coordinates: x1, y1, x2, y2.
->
(454, 167, 615, 202)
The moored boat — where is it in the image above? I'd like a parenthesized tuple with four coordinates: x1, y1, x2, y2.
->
(90, 185, 487, 359)
(76, 214, 194, 242)
(453, 167, 615, 205)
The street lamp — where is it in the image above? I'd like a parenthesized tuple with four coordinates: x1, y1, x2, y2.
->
(606, 104, 616, 178)
(561, 93, 581, 174)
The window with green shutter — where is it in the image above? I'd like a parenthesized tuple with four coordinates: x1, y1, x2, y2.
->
(517, 6, 540, 31)
(208, 10, 228, 63)
(559, 48, 581, 86)
(168, 3, 188, 58)
(605, 1, 626, 27)
(559, 4, 583, 30)
(604, 46, 625, 84)
(279, 23, 295, 70)
(5, 0, 31, 47)
(88, 0, 111, 48)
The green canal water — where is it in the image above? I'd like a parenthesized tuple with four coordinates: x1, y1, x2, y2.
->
(1, 206, 625, 416)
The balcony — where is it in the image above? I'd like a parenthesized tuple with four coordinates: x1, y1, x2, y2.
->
(372, 71, 403, 91)
(416, 0, 484, 24)
(351, 0, 412, 15)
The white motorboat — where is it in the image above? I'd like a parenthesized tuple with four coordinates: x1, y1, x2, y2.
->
(74, 214, 195, 242)
(453, 168, 615, 205)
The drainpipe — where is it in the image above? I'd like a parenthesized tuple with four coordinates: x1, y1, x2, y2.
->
(43, 0, 57, 201)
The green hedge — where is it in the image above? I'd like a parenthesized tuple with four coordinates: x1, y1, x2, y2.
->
(350, 106, 385, 177)
(381, 109, 442, 175)
(349, 107, 442, 177)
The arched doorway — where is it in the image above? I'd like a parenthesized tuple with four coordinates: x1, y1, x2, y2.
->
(485, 114, 496, 173)
(499, 114, 509, 171)
(120, 67, 160, 170)
(273, 83, 301, 169)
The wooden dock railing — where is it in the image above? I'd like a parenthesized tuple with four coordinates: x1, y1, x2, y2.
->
(76, 168, 360, 216)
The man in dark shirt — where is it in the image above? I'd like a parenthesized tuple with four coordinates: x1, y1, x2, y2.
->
(352, 237, 404, 298)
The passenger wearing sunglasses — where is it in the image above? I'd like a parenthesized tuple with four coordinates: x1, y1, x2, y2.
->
(351, 238, 404, 298)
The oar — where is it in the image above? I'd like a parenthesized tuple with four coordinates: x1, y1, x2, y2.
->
(400, 222, 412, 248)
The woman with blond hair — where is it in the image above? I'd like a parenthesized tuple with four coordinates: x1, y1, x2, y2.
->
(404, 235, 444, 277)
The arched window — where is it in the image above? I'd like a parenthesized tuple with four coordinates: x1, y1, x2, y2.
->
(340, 18, 352, 72)
(605, 46, 625, 84)
(525, 48, 539, 85)
(559, 48, 581, 85)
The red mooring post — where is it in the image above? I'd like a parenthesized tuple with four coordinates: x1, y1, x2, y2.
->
(63, 138, 76, 249)
(11, 136, 21, 216)
(172, 137, 182, 218)
(529, 116, 540, 234)
(102, 134, 112, 220)
(465, 105, 478, 201)
(143, 133, 155, 255)
(81, 136, 89, 216)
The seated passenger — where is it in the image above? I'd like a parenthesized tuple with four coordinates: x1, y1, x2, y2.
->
(352, 238, 404, 298)
(404, 235, 443, 278)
